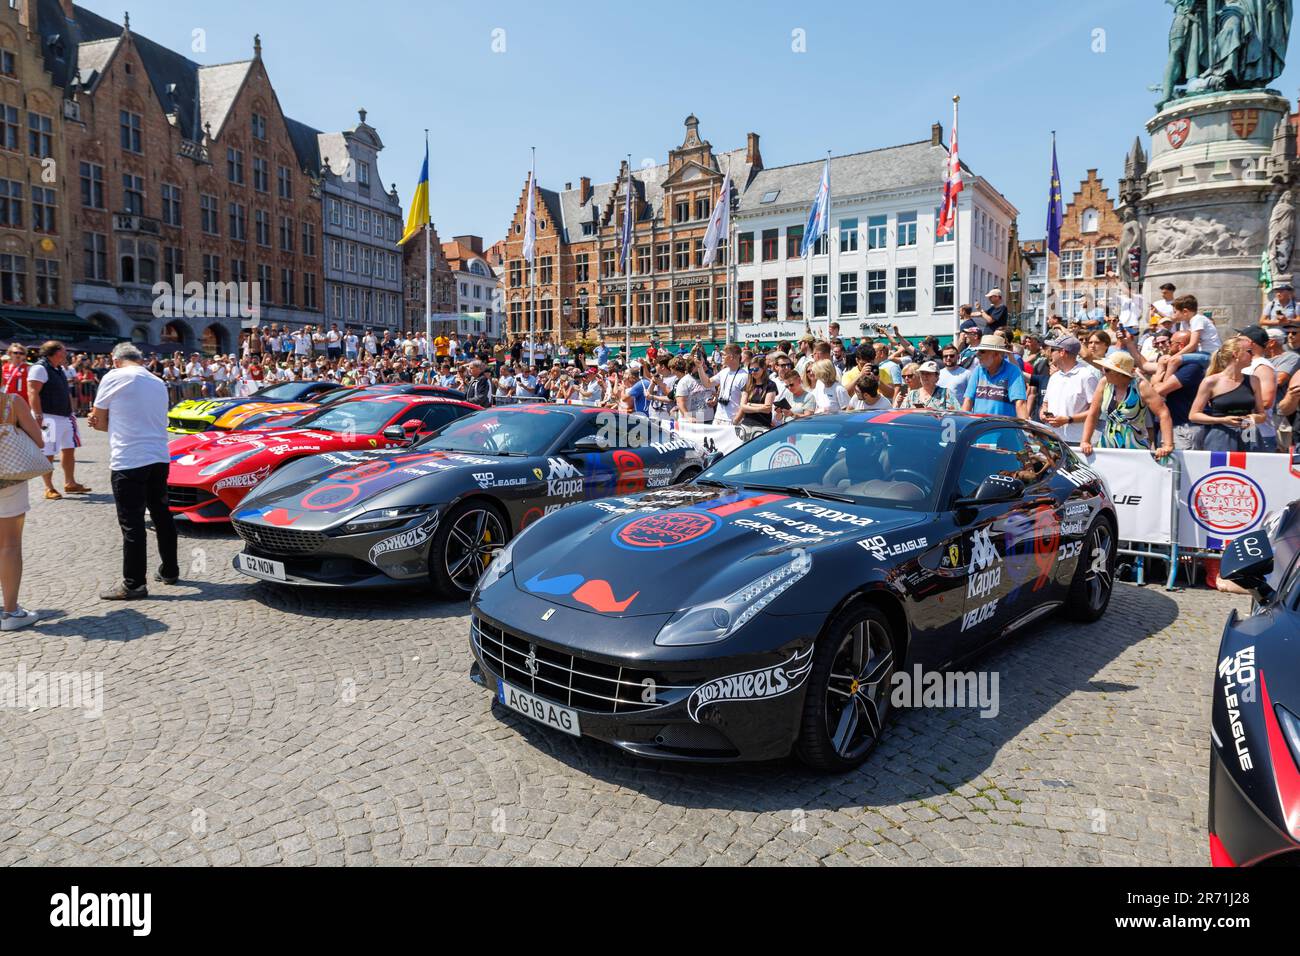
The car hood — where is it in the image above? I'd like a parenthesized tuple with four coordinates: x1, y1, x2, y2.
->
(171, 427, 344, 470)
(169, 397, 251, 418)
(509, 485, 927, 617)
(235, 446, 501, 531)
(216, 401, 317, 428)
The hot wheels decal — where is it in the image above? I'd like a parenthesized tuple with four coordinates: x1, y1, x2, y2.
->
(686, 645, 815, 722)
(368, 514, 440, 566)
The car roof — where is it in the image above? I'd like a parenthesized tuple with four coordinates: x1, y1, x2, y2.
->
(838, 408, 1058, 438)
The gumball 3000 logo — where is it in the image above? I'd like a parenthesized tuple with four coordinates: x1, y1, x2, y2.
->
(614, 511, 720, 550)
(1187, 471, 1265, 536)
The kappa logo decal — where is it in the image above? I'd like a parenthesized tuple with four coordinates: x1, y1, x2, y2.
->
(614, 511, 721, 550)
(967, 527, 1001, 574)
(686, 645, 815, 722)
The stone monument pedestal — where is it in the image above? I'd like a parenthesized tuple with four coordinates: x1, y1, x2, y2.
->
(1136, 90, 1291, 329)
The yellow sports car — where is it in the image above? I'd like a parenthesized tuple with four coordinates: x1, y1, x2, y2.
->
(166, 381, 341, 434)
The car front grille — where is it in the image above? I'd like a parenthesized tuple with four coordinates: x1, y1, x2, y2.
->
(168, 485, 210, 508)
(233, 520, 326, 557)
(472, 615, 692, 715)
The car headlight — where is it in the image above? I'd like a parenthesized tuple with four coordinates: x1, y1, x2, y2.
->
(336, 504, 436, 536)
(655, 550, 812, 646)
(473, 535, 518, 599)
(198, 448, 261, 476)
(1277, 704, 1300, 771)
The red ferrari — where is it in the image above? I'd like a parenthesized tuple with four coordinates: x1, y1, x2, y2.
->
(167, 394, 480, 523)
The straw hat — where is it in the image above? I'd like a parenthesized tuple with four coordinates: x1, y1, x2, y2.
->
(975, 334, 1012, 353)
(1096, 351, 1136, 378)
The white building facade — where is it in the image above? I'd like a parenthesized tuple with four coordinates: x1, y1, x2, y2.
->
(732, 131, 1017, 342)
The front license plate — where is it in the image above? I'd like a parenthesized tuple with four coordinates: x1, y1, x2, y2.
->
(236, 553, 286, 581)
(497, 679, 581, 736)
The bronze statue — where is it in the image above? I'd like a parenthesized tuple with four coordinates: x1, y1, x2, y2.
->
(1160, 0, 1292, 106)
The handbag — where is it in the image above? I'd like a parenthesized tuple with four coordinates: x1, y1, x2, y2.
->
(0, 393, 53, 489)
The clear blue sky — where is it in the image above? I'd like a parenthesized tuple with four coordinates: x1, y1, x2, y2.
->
(104, 0, 1299, 243)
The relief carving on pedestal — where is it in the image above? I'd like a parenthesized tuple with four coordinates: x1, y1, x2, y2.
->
(1144, 206, 1266, 264)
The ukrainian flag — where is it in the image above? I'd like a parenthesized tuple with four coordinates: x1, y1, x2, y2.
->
(399, 142, 429, 246)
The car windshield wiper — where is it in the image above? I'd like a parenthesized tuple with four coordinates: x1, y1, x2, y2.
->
(696, 477, 735, 489)
(738, 482, 856, 504)
(430, 445, 526, 457)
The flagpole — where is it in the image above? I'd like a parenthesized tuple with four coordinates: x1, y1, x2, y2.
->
(423, 130, 432, 353)
(951, 96, 961, 341)
(624, 155, 632, 363)
(528, 146, 536, 370)
(728, 205, 736, 345)
(826, 149, 834, 341)
(1047, 130, 1055, 328)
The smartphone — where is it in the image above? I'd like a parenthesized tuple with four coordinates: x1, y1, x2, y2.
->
(774, 396, 792, 410)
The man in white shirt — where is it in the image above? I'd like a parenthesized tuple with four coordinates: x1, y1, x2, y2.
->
(710, 344, 749, 423)
(1039, 336, 1101, 444)
(363, 330, 378, 356)
(344, 328, 359, 361)
(88, 343, 177, 600)
(1152, 283, 1177, 322)
(293, 328, 311, 358)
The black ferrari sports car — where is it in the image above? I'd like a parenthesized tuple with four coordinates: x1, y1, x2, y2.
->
(231, 404, 706, 596)
(469, 409, 1118, 770)
(1209, 498, 1300, 867)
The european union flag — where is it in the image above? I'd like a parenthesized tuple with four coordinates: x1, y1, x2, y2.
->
(1046, 138, 1064, 256)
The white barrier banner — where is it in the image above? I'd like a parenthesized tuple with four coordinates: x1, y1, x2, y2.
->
(675, 421, 745, 455)
(1084, 449, 1175, 546)
(1175, 450, 1299, 550)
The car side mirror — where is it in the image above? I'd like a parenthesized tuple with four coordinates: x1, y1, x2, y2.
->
(382, 425, 410, 444)
(955, 475, 1025, 508)
(567, 434, 610, 454)
(1220, 531, 1275, 604)
(401, 419, 423, 433)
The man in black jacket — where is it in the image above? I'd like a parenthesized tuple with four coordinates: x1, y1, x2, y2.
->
(464, 359, 493, 407)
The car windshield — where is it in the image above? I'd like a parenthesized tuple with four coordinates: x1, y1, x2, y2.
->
(314, 387, 368, 407)
(254, 382, 315, 401)
(420, 408, 572, 456)
(699, 418, 950, 511)
(296, 400, 400, 434)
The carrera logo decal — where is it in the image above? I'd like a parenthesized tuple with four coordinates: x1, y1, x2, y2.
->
(686, 645, 815, 722)
(614, 511, 721, 551)
(368, 514, 439, 565)
(213, 465, 272, 492)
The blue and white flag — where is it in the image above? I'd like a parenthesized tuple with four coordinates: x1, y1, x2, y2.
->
(701, 172, 731, 267)
(619, 164, 634, 272)
(800, 157, 830, 258)
(522, 156, 538, 264)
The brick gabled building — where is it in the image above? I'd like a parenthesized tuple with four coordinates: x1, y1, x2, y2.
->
(502, 115, 762, 351)
(1049, 169, 1123, 320)
(400, 219, 457, 332)
(32, 1, 327, 351)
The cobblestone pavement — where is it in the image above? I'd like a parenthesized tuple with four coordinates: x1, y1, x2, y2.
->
(0, 427, 1247, 866)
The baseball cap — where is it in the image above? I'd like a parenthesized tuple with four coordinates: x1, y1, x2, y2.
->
(959, 319, 981, 333)
(1274, 282, 1294, 292)
(1237, 325, 1269, 348)
(918, 360, 940, 374)
(1266, 327, 1286, 342)
(1153, 328, 1173, 340)
(1050, 335, 1082, 356)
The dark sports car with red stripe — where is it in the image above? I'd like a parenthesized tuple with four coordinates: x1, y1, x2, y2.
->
(167, 394, 479, 523)
(229, 405, 705, 596)
(1209, 499, 1300, 867)
(469, 410, 1118, 770)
